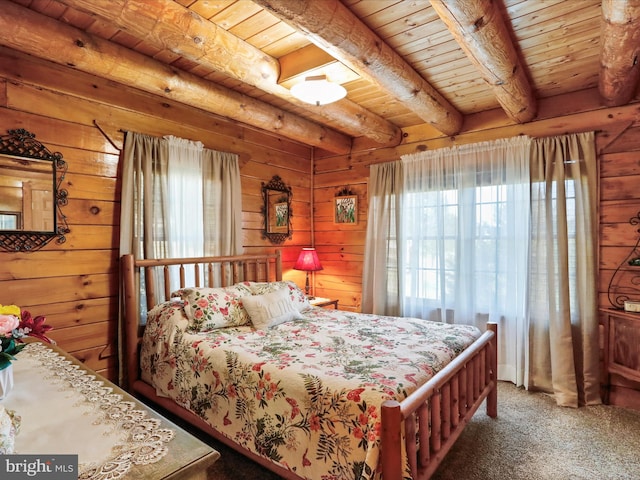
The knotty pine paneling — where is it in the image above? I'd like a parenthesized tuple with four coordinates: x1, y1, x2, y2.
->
(601, 199, 640, 224)
(600, 151, 640, 178)
(312, 148, 370, 310)
(0, 48, 312, 383)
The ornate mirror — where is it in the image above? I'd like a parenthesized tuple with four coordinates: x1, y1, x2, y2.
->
(261, 175, 292, 244)
(0, 128, 69, 252)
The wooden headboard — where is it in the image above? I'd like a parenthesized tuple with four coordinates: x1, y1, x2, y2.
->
(120, 250, 282, 390)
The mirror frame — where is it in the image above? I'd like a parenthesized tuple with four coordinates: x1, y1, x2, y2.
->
(261, 175, 292, 244)
(0, 128, 69, 252)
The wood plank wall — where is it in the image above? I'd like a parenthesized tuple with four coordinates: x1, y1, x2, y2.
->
(599, 122, 640, 408)
(0, 48, 312, 382)
(3, 46, 640, 406)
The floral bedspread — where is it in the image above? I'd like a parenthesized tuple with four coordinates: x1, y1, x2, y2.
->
(140, 303, 481, 480)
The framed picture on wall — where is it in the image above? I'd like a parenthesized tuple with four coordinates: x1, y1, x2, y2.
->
(270, 201, 289, 233)
(334, 195, 357, 224)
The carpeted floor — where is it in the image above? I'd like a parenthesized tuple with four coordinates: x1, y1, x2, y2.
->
(431, 382, 640, 479)
(192, 382, 640, 479)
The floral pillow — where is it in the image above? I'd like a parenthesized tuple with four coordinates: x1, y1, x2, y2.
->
(171, 284, 253, 332)
(243, 281, 310, 312)
(242, 288, 303, 330)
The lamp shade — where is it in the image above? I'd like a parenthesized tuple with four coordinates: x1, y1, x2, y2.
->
(290, 75, 347, 106)
(293, 248, 323, 272)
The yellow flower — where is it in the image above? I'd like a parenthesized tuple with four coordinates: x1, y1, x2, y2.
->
(0, 305, 20, 317)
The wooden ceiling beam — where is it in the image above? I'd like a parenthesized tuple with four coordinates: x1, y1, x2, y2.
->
(599, 0, 640, 107)
(54, 0, 402, 147)
(429, 0, 536, 124)
(253, 0, 463, 137)
(0, 2, 353, 154)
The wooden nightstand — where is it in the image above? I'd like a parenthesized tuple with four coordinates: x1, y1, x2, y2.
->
(3, 341, 219, 479)
(600, 308, 640, 408)
(309, 297, 339, 309)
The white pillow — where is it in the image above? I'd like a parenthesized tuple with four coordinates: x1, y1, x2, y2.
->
(242, 288, 303, 330)
(245, 281, 311, 312)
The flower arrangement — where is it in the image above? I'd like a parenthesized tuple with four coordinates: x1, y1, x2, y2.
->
(0, 305, 54, 370)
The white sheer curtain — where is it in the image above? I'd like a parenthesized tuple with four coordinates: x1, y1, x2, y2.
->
(362, 134, 599, 406)
(164, 135, 204, 258)
(375, 137, 531, 388)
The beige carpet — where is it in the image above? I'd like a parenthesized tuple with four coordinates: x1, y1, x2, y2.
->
(197, 382, 640, 479)
(431, 382, 640, 480)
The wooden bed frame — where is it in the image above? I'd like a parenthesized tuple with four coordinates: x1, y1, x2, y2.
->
(121, 251, 497, 480)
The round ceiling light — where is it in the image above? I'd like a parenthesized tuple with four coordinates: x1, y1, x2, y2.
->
(290, 75, 347, 106)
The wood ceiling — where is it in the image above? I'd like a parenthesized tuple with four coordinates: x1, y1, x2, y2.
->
(2, 0, 639, 154)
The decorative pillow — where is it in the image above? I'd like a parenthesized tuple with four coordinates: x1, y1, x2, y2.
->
(245, 281, 311, 312)
(171, 284, 253, 331)
(242, 288, 303, 330)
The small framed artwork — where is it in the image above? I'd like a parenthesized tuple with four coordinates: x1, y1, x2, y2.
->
(334, 195, 357, 224)
(269, 201, 289, 233)
(274, 202, 288, 226)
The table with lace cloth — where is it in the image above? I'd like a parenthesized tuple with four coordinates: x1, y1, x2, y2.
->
(0, 341, 219, 480)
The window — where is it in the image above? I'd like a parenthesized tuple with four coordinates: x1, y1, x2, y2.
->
(401, 179, 533, 322)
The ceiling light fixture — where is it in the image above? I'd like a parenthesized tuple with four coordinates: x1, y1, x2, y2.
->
(290, 75, 347, 106)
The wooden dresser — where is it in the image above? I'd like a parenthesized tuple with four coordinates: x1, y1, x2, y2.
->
(600, 308, 640, 410)
(1, 341, 220, 480)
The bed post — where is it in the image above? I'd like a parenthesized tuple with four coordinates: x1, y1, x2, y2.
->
(121, 253, 139, 392)
(487, 322, 498, 418)
(380, 399, 403, 480)
(275, 249, 282, 281)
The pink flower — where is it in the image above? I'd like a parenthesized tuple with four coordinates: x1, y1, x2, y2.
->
(347, 387, 365, 402)
(0, 314, 19, 337)
(309, 415, 321, 431)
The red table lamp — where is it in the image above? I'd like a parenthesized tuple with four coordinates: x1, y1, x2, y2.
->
(293, 248, 323, 298)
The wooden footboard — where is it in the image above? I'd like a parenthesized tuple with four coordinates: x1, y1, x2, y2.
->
(381, 323, 497, 480)
(121, 252, 497, 480)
